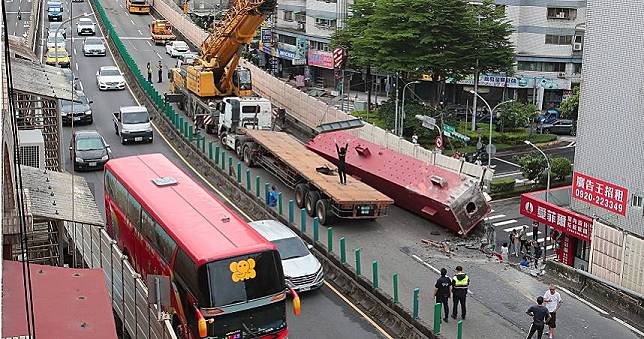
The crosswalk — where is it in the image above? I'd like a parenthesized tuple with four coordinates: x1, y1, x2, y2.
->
(485, 210, 554, 252)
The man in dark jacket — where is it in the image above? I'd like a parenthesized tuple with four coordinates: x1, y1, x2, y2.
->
(526, 296, 551, 339)
(451, 266, 470, 320)
(334, 139, 349, 185)
(434, 268, 451, 322)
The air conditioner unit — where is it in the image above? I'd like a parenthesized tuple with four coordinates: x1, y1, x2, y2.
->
(557, 72, 567, 78)
(573, 43, 583, 51)
(298, 22, 305, 30)
(18, 129, 45, 170)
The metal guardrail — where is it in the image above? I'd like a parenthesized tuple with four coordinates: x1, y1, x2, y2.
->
(65, 222, 177, 339)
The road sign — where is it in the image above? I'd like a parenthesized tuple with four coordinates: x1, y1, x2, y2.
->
(333, 48, 346, 69)
(486, 144, 497, 156)
(451, 131, 471, 143)
(435, 136, 443, 149)
(443, 124, 455, 134)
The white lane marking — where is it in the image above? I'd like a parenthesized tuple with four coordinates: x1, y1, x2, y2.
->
(119, 3, 123, 7)
(130, 19, 135, 25)
(146, 40, 152, 47)
(494, 157, 523, 168)
(503, 225, 528, 232)
(557, 286, 608, 315)
(137, 29, 142, 35)
(493, 219, 517, 227)
(612, 317, 644, 337)
(118, 36, 151, 40)
(485, 214, 506, 221)
(412, 255, 474, 295)
(155, 51, 162, 59)
(75, 62, 79, 70)
(73, 48, 77, 55)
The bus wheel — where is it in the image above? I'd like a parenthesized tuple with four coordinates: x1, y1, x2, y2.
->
(305, 190, 320, 217)
(295, 183, 308, 208)
(316, 199, 335, 225)
(243, 146, 255, 167)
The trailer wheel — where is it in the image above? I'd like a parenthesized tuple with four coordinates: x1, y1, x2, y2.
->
(305, 190, 321, 217)
(243, 146, 255, 167)
(235, 142, 243, 157)
(316, 199, 335, 225)
(219, 133, 228, 149)
(295, 183, 308, 208)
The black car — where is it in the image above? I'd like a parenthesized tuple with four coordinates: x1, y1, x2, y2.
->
(540, 119, 576, 136)
(70, 130, 110, 170)
(60, 91, 93, 125)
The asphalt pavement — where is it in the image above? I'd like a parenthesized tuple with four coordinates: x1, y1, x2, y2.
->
(89, 3, 644, 338)
(25, 0, 389, 337)
(5, 0, 31, 37)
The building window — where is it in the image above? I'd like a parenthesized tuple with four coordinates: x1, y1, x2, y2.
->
(545, 35, 573, 45)
(517, 61, 566, 73)
(309, 41, 330, 52)
(278, 34, 296, 45)
(547, 8, 577, 20)
(317, 0, 337, 3)
(632, 194, 643, 207)
(573, 63, 582, 74)
(283, 10, 293, 22)
(315, 18, 337, 30)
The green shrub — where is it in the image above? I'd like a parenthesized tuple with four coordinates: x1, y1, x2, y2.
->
(490, 177, 516, 193)
(516, 152, 548, 182)
(527, 133, 557, 144)
(551, 157, 572, 181)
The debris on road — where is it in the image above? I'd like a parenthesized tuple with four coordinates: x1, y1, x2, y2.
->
(421, 238, 452, 255)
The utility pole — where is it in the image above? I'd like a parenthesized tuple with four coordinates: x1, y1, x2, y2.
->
(394, 73, 399, 135)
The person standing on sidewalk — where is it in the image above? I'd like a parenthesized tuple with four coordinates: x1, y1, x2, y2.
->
(532, 221, 540, 241)
(520, 226, 529, 254)
(533, 241, 543, 269)
(526, 296, 551, 339)
(513, 230, 521, 257)
(451, 266, 469, 320)
(543, 284, 562, 339)
(501, 242, 509, 263)
(433, 268, 451, 323)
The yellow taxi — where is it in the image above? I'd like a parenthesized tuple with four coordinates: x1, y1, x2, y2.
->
(45, 47, 70, 67)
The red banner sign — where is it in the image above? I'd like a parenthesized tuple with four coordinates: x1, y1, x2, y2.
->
(520, 190, 593, 241)
(572, 172, 628, 216)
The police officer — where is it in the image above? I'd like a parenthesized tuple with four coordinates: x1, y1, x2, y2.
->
(451, 265, 470, 320)
(434, 268, 451, 322)
(146, 62, 152, 83)
(157, 60, 163, 83)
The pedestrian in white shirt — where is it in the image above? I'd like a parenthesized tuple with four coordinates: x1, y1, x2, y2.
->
(500, 242, 509, 263)
(543, 284, 563, 339)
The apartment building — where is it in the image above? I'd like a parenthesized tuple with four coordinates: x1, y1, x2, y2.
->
(458, 0, 586, 109)
(257, 0, 349, 86)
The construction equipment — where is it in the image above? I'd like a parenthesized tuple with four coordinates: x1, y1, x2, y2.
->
(170, 0, 276, 129)
(150, 19, 176, 45)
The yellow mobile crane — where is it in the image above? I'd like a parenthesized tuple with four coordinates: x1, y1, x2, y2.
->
(170, 0, 276, 130)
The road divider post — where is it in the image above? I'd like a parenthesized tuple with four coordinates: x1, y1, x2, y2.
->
(340, 237, 346, 263)
(300, 208, 306, 232)
(372, 261, 378, 288)
(288, 200, 294, 224)
(355, 248, 362, 276)
(237, 162, 241, 183)
(215, 145, 220, 165)
(256, 176, 260, 197)
(413, 288, 420, 319)
(278, 192, 283, 215)
(433, 303, 441, 333)
(327, 227, 333, 252)
(393, 273, 399, 303)
(208, 141, 213, 160)
(228, 157, 233, 176)
(246, 169, 251, 191)
(457, 320, 463, 339)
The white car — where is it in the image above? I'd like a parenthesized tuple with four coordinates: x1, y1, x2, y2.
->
(46, 34, 66, 49)
(165, 41, 191, 58)
(249, 220, 324, 292)
(83, 37, 106, 56)
(76, 18, 95, 35)
(96, 66, 126, 91)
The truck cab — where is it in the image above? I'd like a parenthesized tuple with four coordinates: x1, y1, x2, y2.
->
(536, 107, 561, 125)
(218, 97, 272, 152)
(113, 106, 154, 144)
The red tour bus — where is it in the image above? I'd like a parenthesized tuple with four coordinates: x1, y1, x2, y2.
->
(104, 153, 300, 339)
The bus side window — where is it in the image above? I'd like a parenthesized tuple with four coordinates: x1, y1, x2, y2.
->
(127, 193, 142, 228)
(155, 223, 177, 264)
(114, 179, 128, 211)
(140, 210, 158, 248)
(105, 170, 115, 198)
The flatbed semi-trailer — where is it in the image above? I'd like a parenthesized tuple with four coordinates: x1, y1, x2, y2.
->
(237, 129, 393, 225)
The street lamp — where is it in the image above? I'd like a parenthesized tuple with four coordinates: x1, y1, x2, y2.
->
(399, 80, 420, 136)
(53, 13, 95, 67)
(524, 139, 550, 264)
(468, 89, 514, 167)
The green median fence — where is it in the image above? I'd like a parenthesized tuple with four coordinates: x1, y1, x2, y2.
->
(355, 248, 362, 276)
(393, 273, 399, 303)
(237, 162, 242, 183)
(313, 217, 319, 242)
(372, 261, 378, 288)
(413, 288, 420, 319)
(288, 200, 294, 224)
(327, 227, 333, 252)
(246, 169, 251, 191)
(278, 192, 283, 215)
(339, 237, 346, 263)
(300, 208, 306, 233)
(434, 303, 442, 334)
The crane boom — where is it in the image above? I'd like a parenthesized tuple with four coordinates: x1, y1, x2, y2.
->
(184, 0, 276, 98)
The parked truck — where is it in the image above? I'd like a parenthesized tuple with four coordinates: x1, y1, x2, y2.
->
(150, 20, 176, 45)
(112, 106, 153, 144)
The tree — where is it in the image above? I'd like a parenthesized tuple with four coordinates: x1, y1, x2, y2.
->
(560, 86, 580, 120)
(332, 0, 515, 104)
(498, 102, 538, 130)
(551, 157, 572, 181)
(516, 152, 548, 182)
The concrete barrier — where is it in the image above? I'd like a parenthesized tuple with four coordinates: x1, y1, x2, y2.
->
(545, 260, 644, 333)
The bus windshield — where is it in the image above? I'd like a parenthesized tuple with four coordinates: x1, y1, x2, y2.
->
(129, 0, 148, 5)
(205, 251, 284, 307)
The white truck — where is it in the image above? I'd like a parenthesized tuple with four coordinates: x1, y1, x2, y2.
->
(217, 97, 273, 155)
(112, 106, 154, 144)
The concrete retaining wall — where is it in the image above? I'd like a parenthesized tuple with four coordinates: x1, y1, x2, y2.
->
(545, 260, 644, 333)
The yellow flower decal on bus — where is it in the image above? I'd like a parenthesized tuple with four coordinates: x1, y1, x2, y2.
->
(230, 258, 256, 282)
